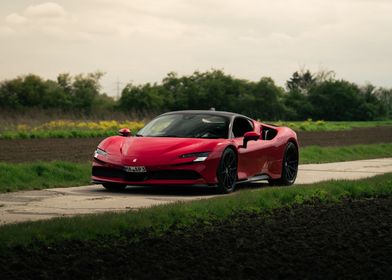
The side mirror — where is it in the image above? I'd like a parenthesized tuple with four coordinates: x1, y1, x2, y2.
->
(118, 128, 131, 137)
(242, 131, 260, 149)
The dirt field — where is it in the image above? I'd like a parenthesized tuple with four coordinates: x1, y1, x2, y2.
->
(0, 137, 101, 163)
(0, 126, 391, 163)
(1, 196, 391, 279)
(298, 126, 392, 147)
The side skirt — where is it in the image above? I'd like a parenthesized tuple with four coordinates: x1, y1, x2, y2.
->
(235, 174, 270, 185)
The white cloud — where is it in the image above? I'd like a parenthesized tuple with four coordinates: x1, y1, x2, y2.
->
(5, 13, 27, 25)
(0, 2, 85, 41)
(24, 2, 66, 18)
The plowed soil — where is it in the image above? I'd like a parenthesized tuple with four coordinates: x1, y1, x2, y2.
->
(0, 126, 391, 163)
(298, 126, 392, 147)
(1, 196, 392, 279)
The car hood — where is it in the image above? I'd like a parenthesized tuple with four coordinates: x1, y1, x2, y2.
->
(98, 136, 225, 165)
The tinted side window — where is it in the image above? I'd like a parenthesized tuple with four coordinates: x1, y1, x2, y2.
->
(232, 117, 254, 137)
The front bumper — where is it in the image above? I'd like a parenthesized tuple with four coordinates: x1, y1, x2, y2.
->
(91, 158, 219, 186)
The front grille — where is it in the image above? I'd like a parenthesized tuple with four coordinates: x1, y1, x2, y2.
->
(92, 166, 124, 178)
(150, 170, 201, 180)
(92, 166, 147, 182)
(93, 167, 201, 181)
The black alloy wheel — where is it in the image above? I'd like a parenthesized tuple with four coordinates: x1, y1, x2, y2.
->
(269, 142, 298, 186)
(217, 148, 238, 194)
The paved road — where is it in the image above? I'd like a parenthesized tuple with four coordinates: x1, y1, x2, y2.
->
(1, 158, 392, 225)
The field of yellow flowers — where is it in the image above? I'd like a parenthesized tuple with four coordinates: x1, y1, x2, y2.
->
(0, 120, 145, 139)
(0, 119, 390, 139)
(271, 119, 392, 132)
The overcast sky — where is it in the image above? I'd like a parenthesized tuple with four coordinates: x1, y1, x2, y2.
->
(0, 0, 391, 97)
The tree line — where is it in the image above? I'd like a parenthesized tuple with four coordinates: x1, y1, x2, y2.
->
(0, 71, 114, 113)
(0, 70, 391, 121)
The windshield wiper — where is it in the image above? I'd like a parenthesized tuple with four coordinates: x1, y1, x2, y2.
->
(160, 135, 180, 137)
(141, 134, 181, 137)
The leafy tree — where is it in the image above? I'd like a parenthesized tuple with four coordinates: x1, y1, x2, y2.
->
(160, 70, 245, 111)
(17, 74, 46, 107)
(0, 71, 113, 112)
(284, 69, 338, 120)
(0, 77, 23, 109)
(57, 71, 106, 112)
(286, 70, 315, 95)
(375, 87, 392, 119)
(282, 90, 313, 120)
(40, 80, 70, 109)
(308, 80, 365, 120)
(249, 77, 285, 120)
(120, 83, 166, 112)
(0, 69, 389, 121)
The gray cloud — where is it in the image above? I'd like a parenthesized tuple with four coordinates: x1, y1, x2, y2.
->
(0, 0, 391, 96)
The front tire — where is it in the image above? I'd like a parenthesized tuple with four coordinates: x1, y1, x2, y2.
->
(102, 183, 127, 191)
(269, 142, 298, 186)
(216, 148, 237, 194)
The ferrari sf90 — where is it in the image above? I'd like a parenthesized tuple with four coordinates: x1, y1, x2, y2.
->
(92, 110, 299, 193)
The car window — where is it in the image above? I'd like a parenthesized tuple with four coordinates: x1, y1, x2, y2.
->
(232, 117, 254, 137)
(138, 114, 230, 139)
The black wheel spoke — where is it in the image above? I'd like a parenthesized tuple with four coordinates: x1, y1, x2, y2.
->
(286, 168, 293, 179)
(226, 176, 232, 186)
(284, 144, 298, 181)
(217, 149, 237, 193)
(270, 142, 298, 186)
(288, 166, 296, 172)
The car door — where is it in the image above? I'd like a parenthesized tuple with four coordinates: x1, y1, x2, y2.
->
(231, 117, 268, 179)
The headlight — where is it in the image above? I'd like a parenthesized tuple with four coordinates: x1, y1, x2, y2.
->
(180, 152, 209, 162)
(94, 148, 108, 158)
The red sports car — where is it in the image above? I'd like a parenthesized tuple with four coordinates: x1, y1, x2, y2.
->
(92, 110, 299, 193)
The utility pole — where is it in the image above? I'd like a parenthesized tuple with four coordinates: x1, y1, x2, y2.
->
(114, 78, 122, 101)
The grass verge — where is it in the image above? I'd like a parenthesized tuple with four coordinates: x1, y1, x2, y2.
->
(0, 161, 91, 192)
(0, 173, 391, 249)
(300, 143, 392, 164)
(0, 143, 391, 193)
(271, 120, 392, 132)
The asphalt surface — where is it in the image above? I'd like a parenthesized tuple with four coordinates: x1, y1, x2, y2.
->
(0, 158, 391, 225)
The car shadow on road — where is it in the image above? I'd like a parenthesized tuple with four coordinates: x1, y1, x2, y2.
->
(236, 181, 271, 191)
(94, 181, 272, 197)
(98, 185, 218, 196)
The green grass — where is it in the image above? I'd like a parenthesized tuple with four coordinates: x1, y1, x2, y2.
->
(300, 143, 392, 164)
(0, 173, 391, 249)
(0, 129, 140, 139)
(0, 143, 391, 193)
(271, 120, 392, 132)
(0, 161, 91, 192)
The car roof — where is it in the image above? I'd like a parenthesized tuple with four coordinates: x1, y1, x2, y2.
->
(161, 110, 251, 119)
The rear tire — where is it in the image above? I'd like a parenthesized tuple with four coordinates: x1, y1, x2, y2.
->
(216, 148, 237, 194)
(102, 183, 127, 191)
(268, 142, 298, 186)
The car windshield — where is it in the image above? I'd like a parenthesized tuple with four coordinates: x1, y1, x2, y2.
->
(137, 113, 230, 139)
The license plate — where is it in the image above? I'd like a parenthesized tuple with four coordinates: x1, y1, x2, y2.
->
(124, 166, 147, 173)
